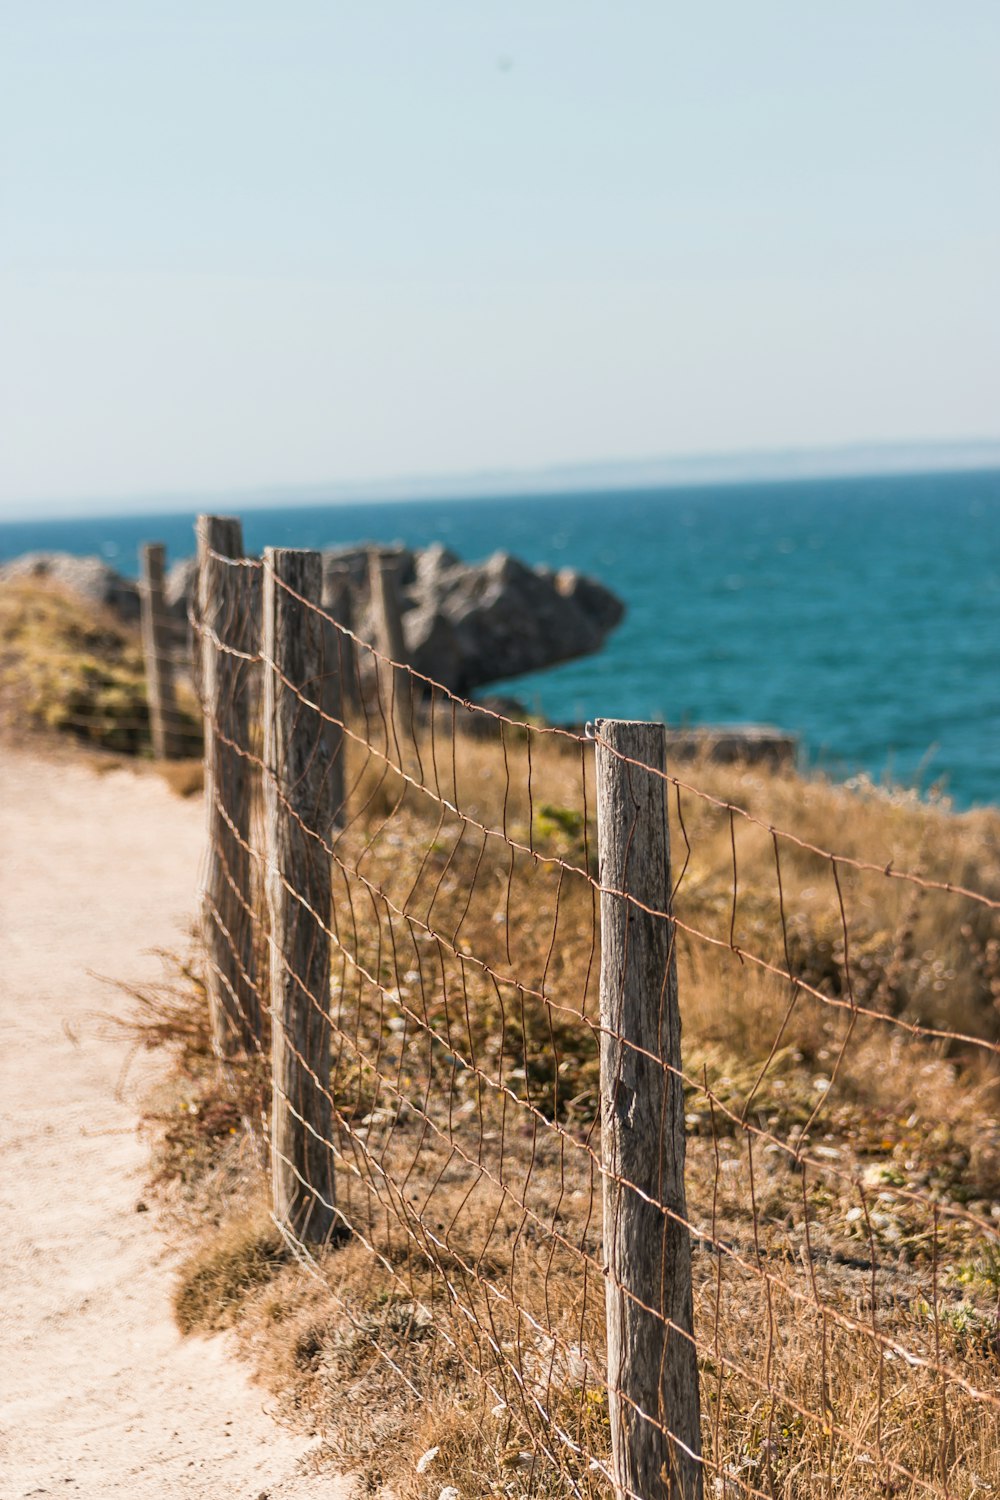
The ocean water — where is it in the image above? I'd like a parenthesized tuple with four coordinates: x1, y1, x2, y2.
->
(1, 469, 997, 808)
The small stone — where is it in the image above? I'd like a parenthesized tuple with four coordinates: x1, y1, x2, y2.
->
(416, 1446, 440, 1474)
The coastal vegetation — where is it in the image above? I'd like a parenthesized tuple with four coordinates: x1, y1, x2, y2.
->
(0, 576, 200, 756)
(7, 568, 998, 1495)
(138, 729, 999, 1498)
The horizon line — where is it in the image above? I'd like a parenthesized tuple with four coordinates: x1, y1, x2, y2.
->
(1, 435, 998, 525)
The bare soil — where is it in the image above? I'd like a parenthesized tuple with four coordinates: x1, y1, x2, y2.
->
(0, 748, 350, 1499)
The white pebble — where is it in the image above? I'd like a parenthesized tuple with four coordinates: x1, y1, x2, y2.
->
(416, 1446, 440, 1474)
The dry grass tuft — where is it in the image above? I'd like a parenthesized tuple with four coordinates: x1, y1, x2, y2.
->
(106, 949, 214, 1066)
(174, 1209, 288, 1334)
(102, 949, 267, 1203)
(154, 758, 205, 798)
(0, 577, 200, 755)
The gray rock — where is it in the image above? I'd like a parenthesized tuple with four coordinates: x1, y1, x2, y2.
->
(401, 549, 624, 694)
(665, 725, 799, 769)
(316, 542, 624, 695)
(0, 552, 141, 621)
(164, 557, 198, 620)
(555, 567, 624, 632)
(3, 542, 625, 700)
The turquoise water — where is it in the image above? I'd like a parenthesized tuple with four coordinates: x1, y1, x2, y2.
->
(2, 469, 997, 807)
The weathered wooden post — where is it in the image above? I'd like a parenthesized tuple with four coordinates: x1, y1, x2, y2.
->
(322, 562, 359, 713)
(367, 549, 414, 750)
(196, 515, 261, 1056)
(595, 719, 702, 1500)
(139, 542, 182, 759)
(263, 547, 343, 1244)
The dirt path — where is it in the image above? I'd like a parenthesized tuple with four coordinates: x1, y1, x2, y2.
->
(0, 750, 350, 1500)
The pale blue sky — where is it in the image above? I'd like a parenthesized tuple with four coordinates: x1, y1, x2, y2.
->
(1, 2, 998, 515)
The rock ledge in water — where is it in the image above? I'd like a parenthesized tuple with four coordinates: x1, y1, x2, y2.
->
(344, 543, 625, 695)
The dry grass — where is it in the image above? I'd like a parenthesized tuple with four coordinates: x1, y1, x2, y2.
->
(128, 705, 1000, 1497)
(174, 1211, 288, 1334)
(0, 577, 200, 756)
(152, 757, 205, 798)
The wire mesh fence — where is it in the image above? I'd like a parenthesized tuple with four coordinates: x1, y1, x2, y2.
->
(187, 517, 1000, 1499)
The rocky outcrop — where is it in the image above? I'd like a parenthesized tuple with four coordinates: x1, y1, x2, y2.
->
(315, 542, 625, 695)
(665, 725, 799, 769)
(170, 541, 623, 696)
(0, 552, 141, 621)
(2, 544, 625, 699)
(406, 548, 624, 694)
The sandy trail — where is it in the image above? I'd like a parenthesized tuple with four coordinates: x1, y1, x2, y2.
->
(0, 750, 349, 1500)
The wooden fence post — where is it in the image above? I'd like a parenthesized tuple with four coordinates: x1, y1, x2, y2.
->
(263, 547, 343, 1244)
(139, 542, 182, 759)
(595, 719, 702, 1500)
(322, 563, 359, 713)
(367, 549, 414, 749)
(196, 515, 261, 1057)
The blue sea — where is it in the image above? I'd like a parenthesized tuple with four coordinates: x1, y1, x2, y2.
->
(2, 470, 997, 808)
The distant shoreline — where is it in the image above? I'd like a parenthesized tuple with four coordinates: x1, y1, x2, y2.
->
(1, 440, 998, 526)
